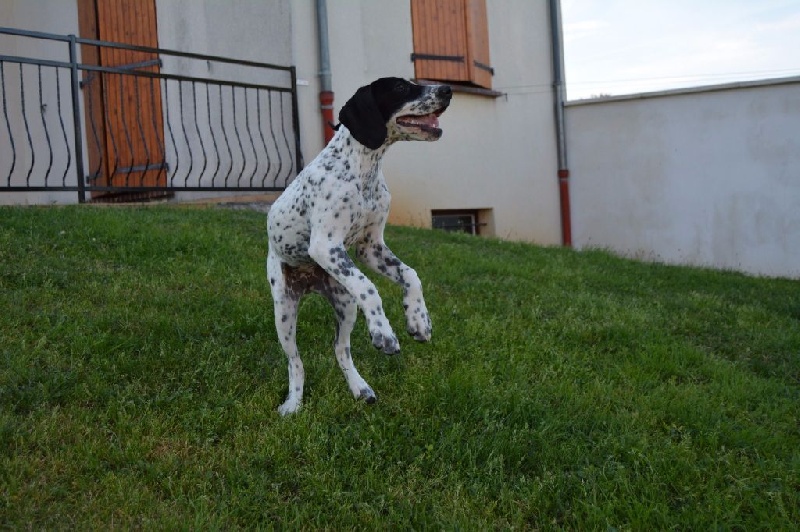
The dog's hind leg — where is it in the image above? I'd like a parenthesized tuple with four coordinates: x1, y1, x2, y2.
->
(319, 277, 377, 404)
(267, 249, 305, 416)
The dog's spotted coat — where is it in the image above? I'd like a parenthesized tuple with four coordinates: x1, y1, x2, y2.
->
(267, 77, 452, 415)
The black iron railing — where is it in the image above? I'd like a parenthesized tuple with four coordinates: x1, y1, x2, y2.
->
(0, 26, 301, 202)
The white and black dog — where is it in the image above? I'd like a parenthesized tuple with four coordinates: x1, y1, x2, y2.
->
(266, 77, 452, 415)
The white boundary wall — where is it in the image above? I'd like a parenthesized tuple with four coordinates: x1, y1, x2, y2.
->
(567, 78, 800, 278)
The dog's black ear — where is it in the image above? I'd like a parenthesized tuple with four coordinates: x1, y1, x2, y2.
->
(338, 84, 387, 150)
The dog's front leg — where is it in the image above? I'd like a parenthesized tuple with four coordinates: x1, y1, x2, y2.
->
(356, 238, 432, 343)
(308, 235, 400, 355)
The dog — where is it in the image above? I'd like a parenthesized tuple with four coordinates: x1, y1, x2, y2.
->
(266, 77, 452, 415)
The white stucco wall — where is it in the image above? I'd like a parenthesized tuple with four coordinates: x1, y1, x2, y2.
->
(0, 1, 82, 205)
(567, 79, 800, 278)
(156, 0, 295, 202)
(155, 0, 291, 66)
(292, 0, 563, 244)
(290, 0, 325, 165)
(4, 0, 562, 241)
(291, 0, 417, 169)
(1, 1, 296, 205)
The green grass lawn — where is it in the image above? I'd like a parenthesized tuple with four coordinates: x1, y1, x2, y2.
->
(1, 205, 798, 529)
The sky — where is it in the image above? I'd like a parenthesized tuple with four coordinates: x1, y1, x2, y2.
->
(561, 0, 800, 100)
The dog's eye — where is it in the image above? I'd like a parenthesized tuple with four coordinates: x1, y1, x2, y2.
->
(393, 82, 409, 95)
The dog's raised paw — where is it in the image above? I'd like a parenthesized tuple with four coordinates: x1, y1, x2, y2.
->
(371, 330, 400, 355)
(406, 310, 432, 342)
(408, 324, 432, 342)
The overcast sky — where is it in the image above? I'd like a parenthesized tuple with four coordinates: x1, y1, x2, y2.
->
(561, 0, 800, 100)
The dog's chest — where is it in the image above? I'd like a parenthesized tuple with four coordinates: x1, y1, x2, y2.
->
(268, 133, 392, 264)
(311, 166, 388, 243)
(344, 184, 388, 245)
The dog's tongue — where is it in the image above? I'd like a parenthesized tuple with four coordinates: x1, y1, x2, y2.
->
(418, 114, 439, 128)
(399, 113, 440, 129)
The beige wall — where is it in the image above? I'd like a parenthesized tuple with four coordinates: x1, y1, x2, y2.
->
(1, 0, 296, 205)
(290, 0, 325, 163)
(0, 1, 78, 39)
(387, 2, 561, 243)
(0, 1, 82, 205)
(156, 0, 295, 202)
(155, 0, 292, 66)
(291, 0, 417, 163)
(3, 0, 563, 244)
(292, 0, 563, 244)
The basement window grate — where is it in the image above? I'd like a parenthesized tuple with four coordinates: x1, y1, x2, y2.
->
(432, 209, 483, 235)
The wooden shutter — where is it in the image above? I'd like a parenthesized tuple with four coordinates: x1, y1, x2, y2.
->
(78, 0, 167, 199)
(411, 0, 471, 84)
(96, 0, 164, 189)
(465, 0, 492, 88)
(411, 0, 493, 89)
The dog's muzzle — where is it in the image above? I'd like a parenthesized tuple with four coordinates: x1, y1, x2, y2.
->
(396, 85, 452, 137)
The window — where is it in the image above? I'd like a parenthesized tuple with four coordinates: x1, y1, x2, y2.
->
(432, 209, 483, 235)
(410, 0, 494, 89)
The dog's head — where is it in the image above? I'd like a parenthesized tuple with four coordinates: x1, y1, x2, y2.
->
(338, 77, 452, 150)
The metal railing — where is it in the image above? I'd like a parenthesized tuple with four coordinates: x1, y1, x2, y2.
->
(0, 26, 301, 202)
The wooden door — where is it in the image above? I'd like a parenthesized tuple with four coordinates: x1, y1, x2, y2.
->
(78, 0, 168, 201)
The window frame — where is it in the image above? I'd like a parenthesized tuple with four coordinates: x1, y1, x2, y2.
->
(432, 209, 483, 235)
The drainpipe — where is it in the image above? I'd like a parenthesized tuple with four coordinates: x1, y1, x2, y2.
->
(316, 0, 335, 143)
(549, 0, 572, 247)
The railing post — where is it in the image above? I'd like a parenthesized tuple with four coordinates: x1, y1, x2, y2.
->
(68, 34, 87, 203)
(289, 66, 303, 174)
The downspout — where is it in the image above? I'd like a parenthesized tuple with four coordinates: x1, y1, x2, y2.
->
(316, 0, 335, 143)
(548, 0, 572, 247)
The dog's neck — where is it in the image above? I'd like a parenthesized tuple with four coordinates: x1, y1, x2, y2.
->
(329, 126, 391, 184)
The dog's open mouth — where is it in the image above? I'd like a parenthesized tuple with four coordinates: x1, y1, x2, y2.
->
(396, 108, 446, 134)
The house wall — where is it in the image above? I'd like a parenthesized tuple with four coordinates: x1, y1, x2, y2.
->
(155, 0, 291, 67)
(3, 0, 563, 245)
(0, 0, 295, 205)
(292, 0, 563, 244)
(567, 79, 800, 278)
(0, 1, 82, 205)
(0, 2, 78, 51)
(155, 0, 295, 202)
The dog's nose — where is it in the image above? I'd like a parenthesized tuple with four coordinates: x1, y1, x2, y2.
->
(438, 85, 452, 99)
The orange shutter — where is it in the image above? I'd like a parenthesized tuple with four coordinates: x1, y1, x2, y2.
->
(410, 0, 493, 89)
(94, 0, 166, 192)
(411, 0, 471, 84)
(465, 0, 493, 88)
